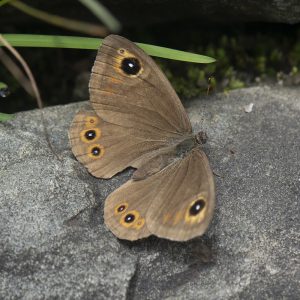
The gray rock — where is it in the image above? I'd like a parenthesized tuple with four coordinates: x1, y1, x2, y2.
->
(2, 1, 299, 26)
(0, 85, 299, 299)
(101, 0, 300, 25)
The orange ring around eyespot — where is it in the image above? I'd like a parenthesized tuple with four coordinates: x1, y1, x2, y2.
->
(184, 196, 207, 225)
(133, 217, 145, 230)
(80, 128, 101, 143)
(114, 202, 128, 215)
(85, 116, 99, 127)
(118, 48, 126, 55)
(119, 210, 140, 228)
(87, 144, 105, 159)
(114, 50, 144, 78)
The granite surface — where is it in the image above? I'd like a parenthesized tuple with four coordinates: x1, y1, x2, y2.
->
(0, 86, 299, 299)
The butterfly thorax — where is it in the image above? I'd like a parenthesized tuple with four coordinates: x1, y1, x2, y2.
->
(174, 131, 207, 159)
(133, 131, 207, 181)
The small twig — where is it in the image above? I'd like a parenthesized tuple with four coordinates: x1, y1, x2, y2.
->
(0, 35, 43, 109)
(206, 84, 211, 96)
(0, 48, 34, 97)
(213, 170, 222, 178)
(78, 0, 121, 33)
(206, 76, 213, 96)
(0, 34, 61, 160)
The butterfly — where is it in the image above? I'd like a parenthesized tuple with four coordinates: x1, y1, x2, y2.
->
(69, 35, 215, 241)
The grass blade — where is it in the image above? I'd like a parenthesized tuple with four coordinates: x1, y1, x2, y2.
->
(0, 34, 216, 63)
(0, 112, 14, 121)
(0, 0, 11, 7)
(137, 42, 216, 63)
(9, 0, 108, 36)
(78, 0, 121, 33)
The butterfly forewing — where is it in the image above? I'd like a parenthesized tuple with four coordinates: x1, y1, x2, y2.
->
(90, 35, 192, 135)
(69, 108, 168, 178)
(70, 35, 193, 179)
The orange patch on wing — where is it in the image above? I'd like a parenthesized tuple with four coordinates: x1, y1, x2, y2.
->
(109, 77, 122, 84)
(102, 85, 114, 93)
(133, 217, 145, 230)
(85, 116, 99, 128)
(118, 48, 127, 55)
(163, 213, 172, 225)
(173, 211, 183, 225)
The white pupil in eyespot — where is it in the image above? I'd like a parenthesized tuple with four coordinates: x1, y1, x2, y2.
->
(128, 62, 134, 68)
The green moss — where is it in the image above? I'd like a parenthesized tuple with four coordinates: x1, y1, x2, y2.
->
(291, 66, 298, 75)
(0, 82, 8, 89)
(270, 49, 283, 63)
(255, 56, 267, 73)
(156, 27, 300, 99)
(289, 42, 300, 66)
(228, 78, 245, 90)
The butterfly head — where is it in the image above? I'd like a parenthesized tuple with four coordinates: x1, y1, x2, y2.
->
(195, 131, 208, 145)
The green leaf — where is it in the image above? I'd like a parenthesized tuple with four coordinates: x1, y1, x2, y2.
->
(0, 82, 10, 98)
(0, 0, 11, 8)
(0, 112, 14, 121)
(0, 82, 8, 89)
(0, 34, 216, 63)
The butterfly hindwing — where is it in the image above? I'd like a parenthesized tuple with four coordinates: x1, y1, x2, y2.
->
(104, 148, 215, 241)
(146, 148, 215, 241)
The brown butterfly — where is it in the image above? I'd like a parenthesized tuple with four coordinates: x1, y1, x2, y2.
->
(69, 35, 215, 241)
